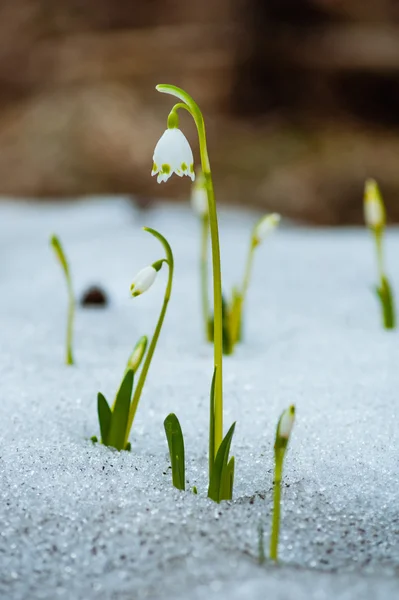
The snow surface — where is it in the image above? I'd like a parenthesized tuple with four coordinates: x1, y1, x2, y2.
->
(0, 197, 398, 600)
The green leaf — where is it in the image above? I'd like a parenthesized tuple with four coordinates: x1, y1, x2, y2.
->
(208, 422, 236, 503)
(164, 413, 185, 490)
(97, 392, 112, 445)
(107, 369, 134, 451)
(209, 368, 216, 481)
(376, 276, 396, 329)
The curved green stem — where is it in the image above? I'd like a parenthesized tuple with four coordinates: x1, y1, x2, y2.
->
(201, 215, 211, 340)
(124, 227, 174, 445)
(157, 84, 223, 454)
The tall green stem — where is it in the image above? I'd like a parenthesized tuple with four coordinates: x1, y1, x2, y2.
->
(157, 84, 224, 455)
(201, 215, 211, 341)
(66, 279, 74, 365)
(270, 454, 283, 561)
(124, 227, 174, 445)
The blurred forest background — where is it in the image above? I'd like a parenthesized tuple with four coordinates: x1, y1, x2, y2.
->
(1, 0, 399, 223)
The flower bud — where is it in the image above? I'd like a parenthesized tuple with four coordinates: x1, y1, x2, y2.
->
(191, 171, 208, 217)
(364, 179, 385, 231)
(127, 336, 148, 371)
(130, 266, 157, 297)
(253, 213, 281, 245)
(278, 405, 295, 440)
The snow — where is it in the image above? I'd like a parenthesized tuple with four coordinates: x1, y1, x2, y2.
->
(0, 197, 398, 600)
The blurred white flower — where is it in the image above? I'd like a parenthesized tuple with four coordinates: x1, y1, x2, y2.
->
(130, 266, 157, 297)
(278, 405, 295, 440)
(253, 213, 281, 245)
(364, 179, 385, 230)
(191, 171, 208, 217)
(151, 128, 195, 184)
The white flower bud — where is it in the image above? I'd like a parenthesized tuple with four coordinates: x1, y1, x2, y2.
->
(151, 128, 195, 184)
(130, 266, 157, 297)
(253, 213, 281, 245)
(364, 179, 385, 230)
(278, 405, 295, 440)
(191, 172, 208, 217)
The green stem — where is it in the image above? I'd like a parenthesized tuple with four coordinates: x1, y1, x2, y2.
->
(66, 279, 74, 365)
(242, 240, 256, 301)
(375, 230, 384, 284)
(201, 215, 211, 341)
(157, 84, 224, 455)
(270, 453, 283, 561)
(232, 239, 256, 344)
(124, 227, 174, 446)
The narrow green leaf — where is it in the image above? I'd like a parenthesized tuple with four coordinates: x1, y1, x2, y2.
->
(97, 392, 112, 445)
(208, 422, 236, 503)
(209, 368, 216, 481)
(107, 369, 134, 451)
(164, 413, 185, 490)
(376, 276, 396, 329)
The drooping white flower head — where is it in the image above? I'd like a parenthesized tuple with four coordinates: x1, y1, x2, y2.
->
(278, 405, 295, 440)
(152, 128, 195, 184)
(253, 213, 281, 245)
(364, 179, 385, 230)
(130, 266, 157, 297)
(190, 170, 208, 217)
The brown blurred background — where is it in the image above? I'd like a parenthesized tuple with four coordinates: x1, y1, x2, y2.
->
(1, 0, 399, 223)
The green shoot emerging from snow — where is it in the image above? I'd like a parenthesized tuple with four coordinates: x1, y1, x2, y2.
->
(164, 413, 185, 491)
(199, 209, 281, 354)
(49, 234, 75, 365)
(364, 179, 396, 329)
(270, 405, 295, 562)
(92, 228, 174, 451)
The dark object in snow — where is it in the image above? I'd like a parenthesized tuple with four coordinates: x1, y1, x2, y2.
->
(81, 286, 108, 307)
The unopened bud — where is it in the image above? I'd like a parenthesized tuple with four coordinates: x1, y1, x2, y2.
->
(253, 213, 281, 245)
(364, 179, 385, 231)
(130, 266, 157, 297)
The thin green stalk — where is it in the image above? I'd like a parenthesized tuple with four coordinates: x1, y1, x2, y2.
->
(375, 231, 384, 283)
(66, 279, 74, 365)
(231, 239, 256, 344)
(124, 227, 174, 446)
(270, 455, 283, 561)
(156, 84, 224, 456)
(50, 234, 75, 365)
(201, 214, 211, 341)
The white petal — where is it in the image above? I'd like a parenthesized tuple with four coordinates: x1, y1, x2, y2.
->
(130, 266, 157, 296)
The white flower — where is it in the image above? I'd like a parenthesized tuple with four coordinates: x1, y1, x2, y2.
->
(364, 179, 385, 230)
(151, 128, 195, 184)
(130, 266, 157, 297)
(253, 213, 281, 244)
(278, 405, 295, 439)
(191, 172, 208, 217)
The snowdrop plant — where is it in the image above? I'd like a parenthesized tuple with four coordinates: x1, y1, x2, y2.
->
(270, 405, 295, 562)
(364, 179, 396, 329)
(50, 234, 75, 365)
(92, 227, 174, 451)
(153, 84, 235, 500)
